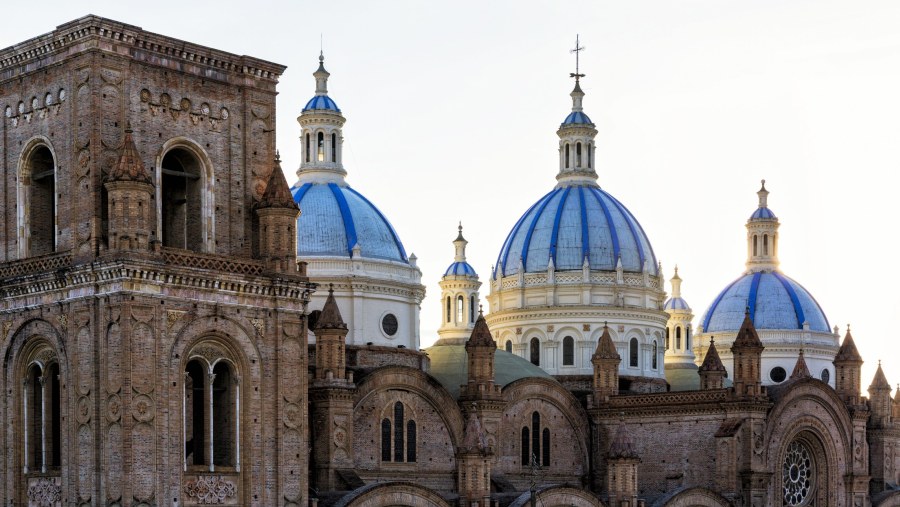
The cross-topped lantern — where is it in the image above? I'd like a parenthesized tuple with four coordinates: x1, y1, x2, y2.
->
(570, 34, 586, 82)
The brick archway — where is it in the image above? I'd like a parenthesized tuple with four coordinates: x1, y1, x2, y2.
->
(508, 485, 605, 507)
(333, 482, 452, 507)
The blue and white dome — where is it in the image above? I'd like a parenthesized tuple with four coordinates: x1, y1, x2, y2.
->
(563, 111, 592, 125)
(664, 297, 690, 311)
(496, 185, 658, 276)
(302, 95, 340, 112)
(701, 272, 829, 333)
(444, 261, 477, 277)
(750, 206, 776, 220)
(291, 182, 408, 263)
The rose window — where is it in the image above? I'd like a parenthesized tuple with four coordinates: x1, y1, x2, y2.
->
(783, 440, 814, 505)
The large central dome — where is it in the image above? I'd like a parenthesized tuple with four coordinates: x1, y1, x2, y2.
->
(496, 184, 657, 276)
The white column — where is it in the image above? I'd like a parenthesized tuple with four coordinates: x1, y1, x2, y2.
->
(39, 375, 46, 473)
(207, 372, 216, 472)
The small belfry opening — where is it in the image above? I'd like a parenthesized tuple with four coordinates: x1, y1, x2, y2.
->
(317, 132, 325, 161)
(161, 148, 204, 251)
(185, 360, 206, 467)
(25, 145, 57, 256)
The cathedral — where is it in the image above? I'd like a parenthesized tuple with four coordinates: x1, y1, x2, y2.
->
(0, 15, 898, 507)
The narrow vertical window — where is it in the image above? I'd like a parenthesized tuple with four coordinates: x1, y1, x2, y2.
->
(763, 234, 769, 255)
(305, 133, 310, 163)
(686, 327, 691, 350)
(406, 420, 417, 462)
(665, 328, 670, 350)
(629, 338, 639, 367)
(521, 427, 530, 466)
(505, 340, 512, 353)
(587, 144, 592, 168)
(48, 363, 60, 468)
(212, 362, 234, 467)
(185, 360, 206, 467)
(562, 336, 574, 366)
(652, 340, 658, 369)
(457, 295, 464, 323)
(331, 133, 336, 162)
(676, 327, 682, 350)
(531, 412, 540, 465)
(753, 235, 758, 256)
(470, 295, 475, 323)
(576, 142, 582, 167)
(381, 419, 391, 461)
(541, 428, 550, 467)
(565, 144, 570, 168)
(317, 132, 325, 162)
(393, 402, 404, 462)
(446, 297, 451, 323)
(530, 338, 540, 366)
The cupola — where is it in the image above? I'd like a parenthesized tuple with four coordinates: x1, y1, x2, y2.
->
(297, 52, 347, 184)
(746, 180, 779, 272)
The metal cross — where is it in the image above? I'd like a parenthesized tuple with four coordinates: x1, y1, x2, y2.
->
(570, 34, 586, 81)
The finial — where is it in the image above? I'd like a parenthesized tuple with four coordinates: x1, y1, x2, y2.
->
(710, 336, 715, 345)
(603, 321, 608, 329)
(569, 34, 586, 82)
(745, 306, 751, 316)
(674, 265, 679, 276)
(478, 304, 484, 317)
(275, 149, 281, 162)
(328, 283, 334, 294)
(125, 121, 133, 134)
(847, 323, 851, 332)
(757, 179, 769, 208)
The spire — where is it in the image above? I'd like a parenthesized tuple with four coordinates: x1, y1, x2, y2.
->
(595, 323, 620, 360)
(314, 51, 330, 95)
(733, 309, 763, 349)
(699, 338, 726, 372)
(556, 36, 598, 187)
(835, 327, 863, 362)
(607, 419, 638, 459)
(454, 222, 468, 262)
(259, 153, 299, 209)
(871, 361, 891, 390)
(466, 311, 495, 349)
(315, 285, 347, 331)
(108, 126, 152, 183)
(757, 179, 769, 209)
(670, 265, 682, 297)
(789, 348, 811, 380)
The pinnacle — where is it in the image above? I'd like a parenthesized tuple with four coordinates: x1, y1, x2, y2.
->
(789, 349, 811, 380)
(834, 328, 863, 363)
(732, 310, 763, 350)
(315, 285, 347, 331)
(465, 312, 496, 349)
(607, 419, 638, 459)
(870, 362, 891, 390)
(259, 156, 299, 210)
(699, 338, 726, 372)
(594, 323, 620, 360)
(108, 128, 152, 184)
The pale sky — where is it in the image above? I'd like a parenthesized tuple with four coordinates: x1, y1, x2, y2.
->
(4, 1, 900, 392)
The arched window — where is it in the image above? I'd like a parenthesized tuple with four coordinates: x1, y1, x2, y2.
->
(456, 295, 464, 323)
(562, 336, 574, 366)
(675, 326, 682, 350)
(305, 133, 310, 163)
(652, 340, 658, 369)
(505, 340, 512, 353)
(20, 345, 62, 474)
(161, 147, 204, 251)
(20, 143, 57, 257)
(763, 234, 769, 255)
(565, 144, 570, 168)
(184, 348, 241, 472)
(381, 401, 416, 463)
(331, 133, 337, 162)
(317, 132, 325, 161)
(686, 327, 691, 349)
(469, 295, 475, 323)
(576, 142, 582, 167)
(445, 297, 451, 323)
(665, 328, 670, 350)
(587, 144, 592, 168)
(530, 338, 540, 366)
(753, 235, 758, 256)
(521, 412, 550, 467)
(629, 338, 639, 367)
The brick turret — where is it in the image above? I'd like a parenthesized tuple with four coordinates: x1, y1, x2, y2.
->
(256, 153, 301, 273)
(105, 127, 154, 251)
(592, 324, 621, 403)
(698, 337, 727, 390)
(868, 362, 892, 428)
(313, 285, 348, 381)
(460, 309, 502, 402)
(606, 420, 640, 506)
(731, 310, 764, 397)
(457, 408, 493, 507)
(789, 348, 811, 381)
(833, 327, 864, 406)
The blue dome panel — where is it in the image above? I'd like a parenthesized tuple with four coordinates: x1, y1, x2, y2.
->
(750, 207, 776, 220)
(563, 111, 593, 125)
(497, 184, 658, 276)
(445, 261, 477, 277)
(701, 272, 829, 333)
(664, 297, 690, 311)
(303, 95, 341, 112)
(292, 182, 408, 263)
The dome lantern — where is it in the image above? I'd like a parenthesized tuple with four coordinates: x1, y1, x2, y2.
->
(746, 179, 779, 272)
(555, 36, 599, 187)
(297, 52, 347, 184)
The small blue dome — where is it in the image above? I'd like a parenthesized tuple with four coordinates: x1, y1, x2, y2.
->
(291, 182, 408, 263)
(562, 111, 593, 125)
(303, 95, 341, 112)
(701, 272, 830, 333)
(496, 185, 657, 276)
(664, 297, 690, 311)
(750, 207, 776, 220)
(444, 261, 477, 277)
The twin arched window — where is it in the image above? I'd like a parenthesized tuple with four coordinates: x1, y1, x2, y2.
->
(381, 401, 416, 463)
(521, 412, 550, 467)
(184, 349, 241, 472)
(22, 348, 61, 474)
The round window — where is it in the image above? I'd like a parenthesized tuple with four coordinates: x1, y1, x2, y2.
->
(783, 440, 814, 505)
(381, 313, 398, 337)
(770, 366, 787, 383)
(820, 368, 830, 384)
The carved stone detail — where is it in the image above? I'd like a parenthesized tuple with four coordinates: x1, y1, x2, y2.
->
(283, 402, 301, 429)
(167, 310, 187, 330)
(27, 476, 62, 506)
(184, 475, 237, 504)
(250, 318, 263, 336)
(132, 394, 154, 423)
